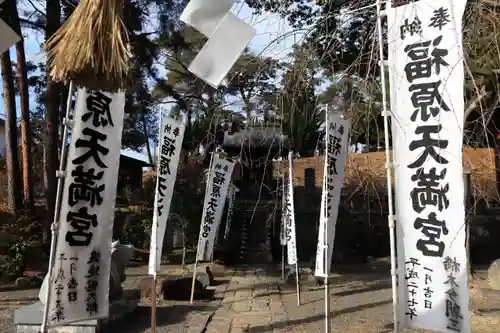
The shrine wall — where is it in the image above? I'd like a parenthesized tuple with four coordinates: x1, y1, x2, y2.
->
(273, 148, 499, 202)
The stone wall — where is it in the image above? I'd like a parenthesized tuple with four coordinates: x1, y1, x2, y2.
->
(272, 148, 500, 263)
(273, 148, 499, 202)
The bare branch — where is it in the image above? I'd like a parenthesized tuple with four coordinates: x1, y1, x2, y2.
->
(464, 85, 488, 125)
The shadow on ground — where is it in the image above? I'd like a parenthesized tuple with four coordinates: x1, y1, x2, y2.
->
(102, 304, 219, 333)
(211, 279, 230, 286)
(330, 280, 392, 297)
(473, 308, 500, 315)
(163, 282, 216, 301)
(243, 299, 392, 333)
(226, 267, 392, 296)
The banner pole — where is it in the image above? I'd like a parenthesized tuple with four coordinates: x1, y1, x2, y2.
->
(281, 165, 285, 281)
(40, 81, 74, 333)
(151, 274, 157, 333)
(375, 0, 399, 331)
(281, 246, 285, 280)
(295, 260, 300, 306)
(150, 110, 163, 333)
(190, 151, 215, 304)
(189, 254, 199, 304)
(288, 152, 300, 306)
(323, 106, 330, 333)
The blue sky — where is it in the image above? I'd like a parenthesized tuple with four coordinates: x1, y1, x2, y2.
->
(0, 2, 301, 162)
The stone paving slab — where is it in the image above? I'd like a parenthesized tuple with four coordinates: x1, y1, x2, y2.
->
(201, 266, 284, 333)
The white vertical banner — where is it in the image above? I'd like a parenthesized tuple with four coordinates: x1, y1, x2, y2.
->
(223, 184, 236, 240)
(148, 115, 185, 275)
(314, 112, 350, 277)
(48, 89, 125, 326)
(387, 0, 469, 332)
(279, 220, 287, 246)
(280, 167, 287, 246)
(197, 156, 235, 261)
(285, 153, 298, 265)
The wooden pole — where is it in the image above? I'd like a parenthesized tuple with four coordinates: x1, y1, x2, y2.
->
(281, 246, 285, 280)
(189, 256, 199, 304)
(151, 275, 157, 333)
(324, 259, 329, 333)
(295, 260, 300, 306)
(463, 169, 474, 279)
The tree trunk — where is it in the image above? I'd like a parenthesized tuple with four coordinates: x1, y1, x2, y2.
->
(0, 1, 21, 213)
(10, 1, 35, 214)
(0, 50, 21, 213)
(43, 0, 62, 226)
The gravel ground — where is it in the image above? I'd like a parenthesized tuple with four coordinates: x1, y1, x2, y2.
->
(0, 262, 498, 333)
(276, 263, 500, 333)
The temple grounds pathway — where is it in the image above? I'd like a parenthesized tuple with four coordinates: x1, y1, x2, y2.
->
(0, 260, 498, 332)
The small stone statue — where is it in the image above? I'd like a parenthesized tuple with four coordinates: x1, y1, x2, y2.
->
(39, 240, 135, 304)
(109, 241, 135, 300)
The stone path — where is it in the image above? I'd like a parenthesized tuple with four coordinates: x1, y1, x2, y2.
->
(203, 266, 287, 333)
(0, 263, 498, 332)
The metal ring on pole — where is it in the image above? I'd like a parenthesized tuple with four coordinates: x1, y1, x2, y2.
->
(375, 0, 399, 331)
(40, 81, 75, 333)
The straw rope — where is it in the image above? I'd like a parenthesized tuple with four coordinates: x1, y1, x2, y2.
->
(44, 0, 132, 92)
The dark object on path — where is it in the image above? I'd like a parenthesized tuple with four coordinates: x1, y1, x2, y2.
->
(285, 267, 301, 285)
(161, 276, 212, 301)
(138, 276, 162, 301)
(206, 265, 215, 285)
(488, 259, 500, 290)
(186, 264, 212, 287)
(15, 276, 43, 289)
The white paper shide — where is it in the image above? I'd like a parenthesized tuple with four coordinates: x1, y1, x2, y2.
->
(148, 115, 185, 275)
(180, 0, 233, 37)
(48, 89, 125, 326)
(197, 156, 235, 261)
(315, 112, 350, 277)
(188, 13, 256, 88)
(180, 0, 256, 88)
(284, 153, 298, 265)
(388, 0, 469, 331)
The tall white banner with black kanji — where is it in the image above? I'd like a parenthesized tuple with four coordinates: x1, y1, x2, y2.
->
(148, 115, 185, 275)
(315, 112, 350, 277)
(280, 168, 287, 247)
(196, 156, 235, 261)
(285, 152, 298, 265)
(223, 184, 236, 240)
(48, 89, 125, 326)
(387, 0, 469, 331)
(280, 203, 287, 246)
